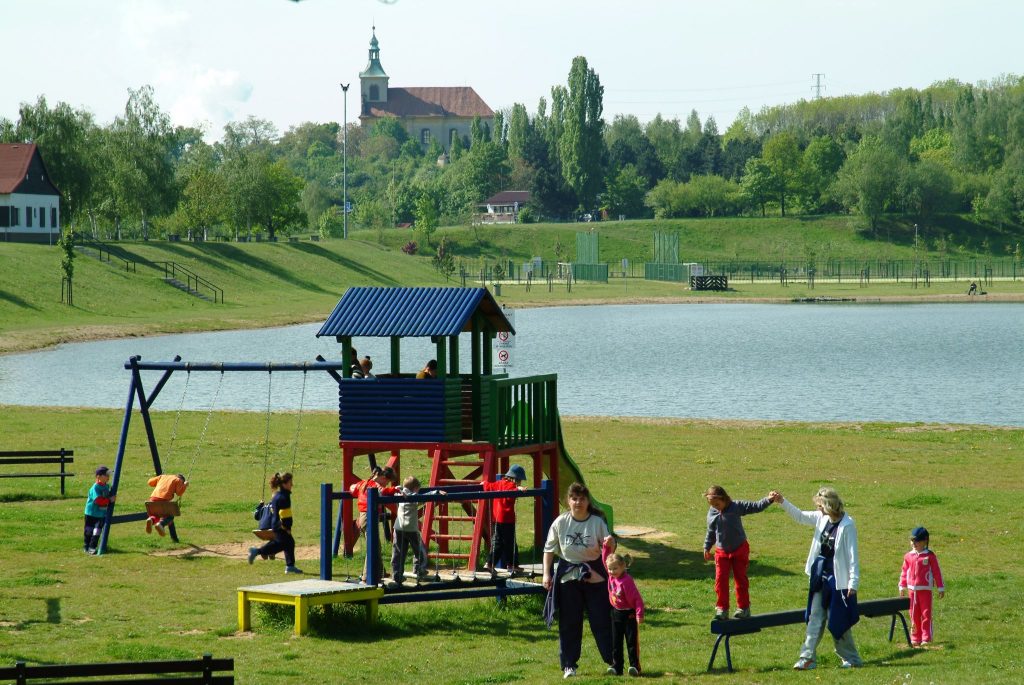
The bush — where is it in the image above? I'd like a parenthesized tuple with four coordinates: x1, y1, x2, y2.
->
(401, 241, 419, 255)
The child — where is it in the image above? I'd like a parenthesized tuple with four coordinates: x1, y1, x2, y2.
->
(703, 485, 775, 619)
(145, 472, 187, 536)
(248, 472, 303, 574)
(483, 464, 527, 571)
(899, 526, 945, 647)
(603, 539, 645, 677)
(350, 466, 397, 581)
(83, 465, 114, 554)
(390, 476, 441, 584)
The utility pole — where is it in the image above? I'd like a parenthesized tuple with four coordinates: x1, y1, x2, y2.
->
(340, 83, 349, 239)
(812, 73, 825, 100)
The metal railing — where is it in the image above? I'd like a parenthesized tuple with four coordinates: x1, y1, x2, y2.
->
(150, 261, 224, 303)
(75, 236, 137, 272)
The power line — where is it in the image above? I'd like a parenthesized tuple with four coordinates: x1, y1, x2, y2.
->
(607, 91, 809, 105)
(607, 80, 807, 93)
(812, 73, 826, 100)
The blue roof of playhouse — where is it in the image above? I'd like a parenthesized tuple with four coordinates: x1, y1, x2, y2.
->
(316, 287, 515, 338)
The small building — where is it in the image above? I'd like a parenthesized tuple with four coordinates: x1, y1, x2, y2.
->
(0, 143, 61, 244)
(357, 28, 493, 151)
(476, 190, 530, 225)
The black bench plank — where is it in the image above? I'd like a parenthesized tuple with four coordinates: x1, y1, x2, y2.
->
(0, 450, 74, 458)
(0, 473, 76, 478)
(0, 457, 74, 465)
(0, 655, 233, 683)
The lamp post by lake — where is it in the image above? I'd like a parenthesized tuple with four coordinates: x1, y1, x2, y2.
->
(340, 82, 349, 239)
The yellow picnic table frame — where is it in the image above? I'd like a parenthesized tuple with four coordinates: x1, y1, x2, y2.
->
(237, 579, 384, 635)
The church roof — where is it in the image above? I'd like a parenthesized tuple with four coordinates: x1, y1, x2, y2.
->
(363, 87, 493, 119)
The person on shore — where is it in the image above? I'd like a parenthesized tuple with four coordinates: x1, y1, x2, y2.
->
(602, 540, 645, 677)
(968, 281, 978, 296)
(899, 526, 945, 648)
(416, 359, 438, 379)
(484, 464, 527, 572)
(703, 485, 775, 619)
(543, 482, 615, 679)
(773, 487, 862, 670)
(145, 473, 187, 536)
(83, 465, 114, 554)
(247, 472, 303, 574)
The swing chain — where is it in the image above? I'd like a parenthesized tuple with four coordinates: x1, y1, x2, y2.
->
(166, 368, 191, 462)
(290, 370, 307, 473)
(183, 368, 223, 490)
(260, 369, 273, 502)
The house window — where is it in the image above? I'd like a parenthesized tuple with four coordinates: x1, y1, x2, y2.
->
(26, 207, 32, 228)
(0, 206, 9, 228)
(52, 207, 58, 228)
(11, 207, 19, 226)
(369, 84, 380, 101)
(39, 206, 46, 228)
(421, 129, 432, 145)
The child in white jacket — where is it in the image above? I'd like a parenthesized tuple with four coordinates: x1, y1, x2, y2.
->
(390, 476, 439, 583)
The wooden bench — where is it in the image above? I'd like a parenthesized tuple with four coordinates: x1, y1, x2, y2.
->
(0, 653, 232, 683)
(708, 596, 911, 672)
(238, 579, 384, 635)
(0, 449, 74, 495)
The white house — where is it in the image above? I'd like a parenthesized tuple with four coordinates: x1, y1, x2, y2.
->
(0, 143, 61, 244)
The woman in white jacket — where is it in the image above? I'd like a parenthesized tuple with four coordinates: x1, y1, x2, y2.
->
(773, 487, 863, 670)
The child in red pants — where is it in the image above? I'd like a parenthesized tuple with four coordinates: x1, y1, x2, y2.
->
(899, 526, 945, 647)
(703, 485, 776, 619)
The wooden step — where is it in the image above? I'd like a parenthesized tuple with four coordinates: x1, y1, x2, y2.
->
(434, 515, 475, 523)
(432, 534, 473, 541)
(437, 478, 479, 485)
(438, 460, 484, 467)
(428, 552, 472, 560)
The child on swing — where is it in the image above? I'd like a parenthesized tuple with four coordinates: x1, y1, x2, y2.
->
(145, 473, 188, 536)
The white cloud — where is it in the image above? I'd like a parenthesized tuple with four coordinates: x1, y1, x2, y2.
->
(166, 67, 254, 138)
(118, 3, 190, 50)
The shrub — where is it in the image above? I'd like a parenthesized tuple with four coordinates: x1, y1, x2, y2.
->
(402, 241, 419, 255)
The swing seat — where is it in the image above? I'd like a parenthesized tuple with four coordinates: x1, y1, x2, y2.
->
(145, 501, 181, 518)
(252, 529, 276, 541)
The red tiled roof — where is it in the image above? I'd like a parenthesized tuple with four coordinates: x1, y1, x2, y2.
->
(0, 143, 36, 194)
(363, 87, 493, 119)
(482, 190, 530, 205)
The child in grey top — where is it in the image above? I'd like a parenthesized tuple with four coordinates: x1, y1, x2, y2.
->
(703, 485, 775, 619)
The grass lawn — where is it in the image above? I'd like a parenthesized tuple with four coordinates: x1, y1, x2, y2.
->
(2, 406, 1021, 683)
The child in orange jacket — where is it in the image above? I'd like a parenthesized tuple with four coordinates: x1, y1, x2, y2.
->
(145, 473, 188, 536)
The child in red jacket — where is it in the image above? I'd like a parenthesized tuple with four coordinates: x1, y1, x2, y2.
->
(899, 526, 945, 647)
(603, 539, 645, 677)
(483, 464, 527, 571)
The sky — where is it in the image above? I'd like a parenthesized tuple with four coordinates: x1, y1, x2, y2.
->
(3, 0, 1022, 141)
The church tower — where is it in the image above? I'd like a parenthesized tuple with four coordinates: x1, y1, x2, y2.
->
(359, 27, 389, 111)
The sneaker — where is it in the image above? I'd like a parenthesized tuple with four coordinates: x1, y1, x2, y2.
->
(793, 657, 816, 670)
(562, 667, 576, 679)
(606, 666, 618, 675)
(284, 565, 304, 574)
(920, 641, 931, 648)
(154, 522, 166, 537)
(839, 660, 859, 669)
(87, 548, 97, 555)
(415, 569, 430, 579)
(910, 641, 921, 648)
(145, 519, 153, 534)
(627, 666, 639, 677)
(714, 608, 728, 621)
(247, 547, 259, 565)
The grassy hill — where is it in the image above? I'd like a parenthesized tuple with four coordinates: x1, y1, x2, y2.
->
(2, 214, 1022, 354)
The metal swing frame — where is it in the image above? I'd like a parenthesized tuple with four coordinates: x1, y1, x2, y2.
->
(96, 355, 346, 555)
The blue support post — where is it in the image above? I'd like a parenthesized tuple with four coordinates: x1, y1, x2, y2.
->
(333, 501, 346, 558)
(99, 370, 139, 555)
(365, 487, 380, 586)
(321, 483, 333, 580)
(540, 479, 554, 544)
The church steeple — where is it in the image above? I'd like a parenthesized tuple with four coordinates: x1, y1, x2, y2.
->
(359, 26, 389, 106)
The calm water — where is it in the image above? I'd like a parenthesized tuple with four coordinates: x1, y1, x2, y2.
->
(0, 304, 1021, 426)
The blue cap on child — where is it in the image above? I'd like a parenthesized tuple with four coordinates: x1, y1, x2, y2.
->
(910, 526, 929, 541)
(504, 464, 527, 482)
(95, 465, 110, 476)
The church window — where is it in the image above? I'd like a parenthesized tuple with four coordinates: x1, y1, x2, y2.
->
(421, 129, 432, 145)
(369, 84, 380, 101)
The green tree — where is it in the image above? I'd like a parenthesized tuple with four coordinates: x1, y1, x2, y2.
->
(688, 174, 739, 217)
(178, 150, 228, 240)
(834, 137, 903, 232)
(57, 225, 76, 305)
(761, 132, 802, 216)
(799, 135, 845, 212)
(414, 193, 439, 246)
(559, 56, 605, 209)
(899, 159, 954, 224)
(741, 158, 774, 216)
(432, 236, 456, 281)
(604, 164, 648, 218)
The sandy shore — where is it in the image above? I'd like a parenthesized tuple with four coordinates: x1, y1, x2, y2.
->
(2, 292, 1019, 356)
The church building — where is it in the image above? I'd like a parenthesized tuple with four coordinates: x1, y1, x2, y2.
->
(357, 29, 493, 151)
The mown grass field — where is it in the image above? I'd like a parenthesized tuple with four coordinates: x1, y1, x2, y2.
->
(4, 215, 1024, 355)
(2, 406, 1021, 683)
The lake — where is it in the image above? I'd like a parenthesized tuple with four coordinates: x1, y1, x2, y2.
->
(0, 303, 1021, 426)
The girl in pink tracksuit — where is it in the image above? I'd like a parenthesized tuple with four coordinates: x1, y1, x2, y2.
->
(898, 526, 945, 647)
(603, 540, 645, 677)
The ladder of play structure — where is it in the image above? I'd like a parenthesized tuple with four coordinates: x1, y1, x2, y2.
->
(421, 447, 495, 571)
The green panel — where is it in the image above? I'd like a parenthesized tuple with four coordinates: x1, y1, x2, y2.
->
(644, 262, 687, 282)
(575, 232, 600, 264)
(571, 263, 608, 283)
(653, 231, 679, 264)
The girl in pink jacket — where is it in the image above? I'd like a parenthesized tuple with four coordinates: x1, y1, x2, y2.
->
(898, 526, 945, 647)
(603, 540, 645, 676)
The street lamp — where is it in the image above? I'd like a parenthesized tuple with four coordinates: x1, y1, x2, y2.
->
(340, 82, 349, 239)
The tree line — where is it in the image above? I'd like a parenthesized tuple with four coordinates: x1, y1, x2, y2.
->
(3, 65, 1024, 243)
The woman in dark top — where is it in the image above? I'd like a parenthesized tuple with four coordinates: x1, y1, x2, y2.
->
(248, 472, 303, 574)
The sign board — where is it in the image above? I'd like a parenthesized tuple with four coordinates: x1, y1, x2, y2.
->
(494, 307, 515, 366)
(344, 201, 353, 213)
(621, 258, 629, 270)
(495, 348, 512, 368)
(495, 330, 514, 348)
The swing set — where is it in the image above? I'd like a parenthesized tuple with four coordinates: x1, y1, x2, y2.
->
(96, 355, 344, 556)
